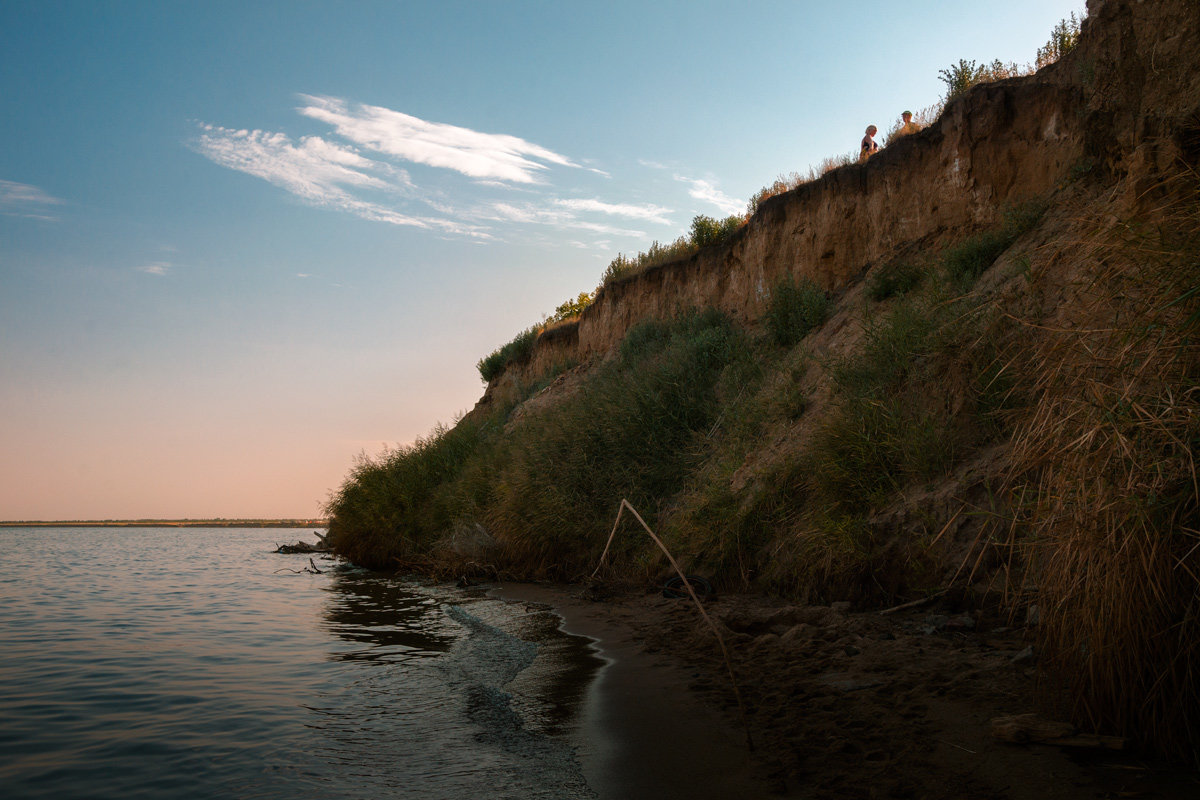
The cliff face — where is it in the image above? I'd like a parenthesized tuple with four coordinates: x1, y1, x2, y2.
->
(476, 0, 1200, 411)
(329, 0, 1200, 763)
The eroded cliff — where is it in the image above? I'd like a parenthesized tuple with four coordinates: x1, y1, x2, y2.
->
(328, 0, 1200, 764)
(477, 0, 1200, 411)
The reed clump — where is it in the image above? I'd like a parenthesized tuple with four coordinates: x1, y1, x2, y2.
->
(1003, 176, 1200, 762)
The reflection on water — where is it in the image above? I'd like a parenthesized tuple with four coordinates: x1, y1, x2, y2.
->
(321, 571, 455, 661)
(0, 527, 605, 800)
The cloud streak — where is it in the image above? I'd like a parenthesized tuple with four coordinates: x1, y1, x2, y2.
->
(677, 176, 744, 216)
(553, 198, 672, 225)
(484, 202, 646, 237)
(191, 96, 701, 246)
(191, 125, 487, 236)
(298, 95, 578, 184)
(0, 179, 64, 221)
(194, 125, 397, 204)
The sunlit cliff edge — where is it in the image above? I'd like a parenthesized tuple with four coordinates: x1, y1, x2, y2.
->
(327, 0, 1200, 761)
(474, 0, 1189, 407)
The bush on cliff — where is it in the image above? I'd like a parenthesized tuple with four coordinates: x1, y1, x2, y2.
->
(765, 275, 829, 347)
(598, 214, 746, 289)
(484, 308, 755, 578)
(477, 326, 541, 384)
(324, 417, 492, 569)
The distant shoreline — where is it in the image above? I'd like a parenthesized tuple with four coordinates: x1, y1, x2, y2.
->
(0, 519, 328, 528)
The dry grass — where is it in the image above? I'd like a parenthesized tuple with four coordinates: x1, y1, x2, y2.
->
(1002, 174, 1200, 762)
(746, 154, 859, 216)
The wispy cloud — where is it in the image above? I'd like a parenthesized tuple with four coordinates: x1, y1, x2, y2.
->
(194, 125, 397, 204)
(484, 202, 645, 237)
(298, 95, 578, 184)
(676, 176, 744, 216)
(192, 96, 691, 245)
(191, 124, 487, 237)
(553, 198, 672, 225)
(0, 179, 64, 221)
(138, 262, 170, 275)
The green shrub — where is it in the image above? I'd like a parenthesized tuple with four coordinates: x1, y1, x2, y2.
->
(477, 325, 541, 383)
(689, 214, 745, 249)
(601, 252, 641, 284)
(867, 261, 924, 301)
(938, 13, 1083, 103)
(942, 201, 1046, 285)
(942, 229, 1013, 283)
(1035, 13, 1082, 70)
(547, 291, 595, 323)
(324, 417, 490, 569)
(619, 317, 673, 362)
(601, 237, 698, 286)
(809, 282, 1010, 518)
(764, 275, 829, 347)
(938, 59, 990, 101)
(1001, 199, 1048, 238)
(486, 308, 751, 577)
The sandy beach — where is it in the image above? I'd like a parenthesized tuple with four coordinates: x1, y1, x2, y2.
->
(493, 582, 774, 800)
(494, 582, 1198, 800)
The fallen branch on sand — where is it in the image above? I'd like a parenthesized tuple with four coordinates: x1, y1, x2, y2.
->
(879, 590, 947, 615)
(592, 498, 755, 752)
(990, 713, 1127, 750)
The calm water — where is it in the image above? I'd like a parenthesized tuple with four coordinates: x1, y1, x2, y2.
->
(0, 527, 606, 799)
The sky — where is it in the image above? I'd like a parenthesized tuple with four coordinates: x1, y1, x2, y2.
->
(0, 0, 1084, 520)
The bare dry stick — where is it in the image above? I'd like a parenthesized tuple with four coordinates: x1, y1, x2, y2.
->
(592, 498, 756, 751)
(879, 591, 946, 616)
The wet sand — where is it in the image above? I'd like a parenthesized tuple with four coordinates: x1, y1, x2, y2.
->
(493, 582, 1198, 800)
(492, 582, 775, 800)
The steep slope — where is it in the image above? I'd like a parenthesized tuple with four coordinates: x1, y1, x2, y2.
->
(476, 0, 1198, 411)
(326, 0, 1200, 763)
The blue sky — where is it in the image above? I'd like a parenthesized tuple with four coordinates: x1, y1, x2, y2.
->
(0, 0, 1083, 519)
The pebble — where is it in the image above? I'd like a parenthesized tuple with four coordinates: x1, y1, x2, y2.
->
(1012, 646, 1036, 665)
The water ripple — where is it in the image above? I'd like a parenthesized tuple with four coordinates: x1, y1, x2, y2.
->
(0, 527, 602, 799)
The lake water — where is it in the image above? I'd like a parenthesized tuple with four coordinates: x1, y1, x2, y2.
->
(0, 527, 609, 799)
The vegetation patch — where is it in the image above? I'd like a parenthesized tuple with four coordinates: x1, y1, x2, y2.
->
(1004, 181, 1200, 762)
(942, 201, 1046, 287)
(601, 214, 747, 287)
(867, 260, 925, 301)
(324, 417, 493, 569)
(477, 325, 541, 383)
(764, 275, 830, 347)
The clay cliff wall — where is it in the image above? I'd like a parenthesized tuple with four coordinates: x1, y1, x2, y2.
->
(478, 0, 1200, 410)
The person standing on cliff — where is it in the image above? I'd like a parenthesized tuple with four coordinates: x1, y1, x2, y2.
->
(860, 125, 879, 162)
(896, 110, 920, 137)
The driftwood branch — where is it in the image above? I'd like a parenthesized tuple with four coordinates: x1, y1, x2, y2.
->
(879, 590, 946, 615)
(592, 499, 755, 752)
(274, 539, 329, 554)
(990, 714, 1127, 750)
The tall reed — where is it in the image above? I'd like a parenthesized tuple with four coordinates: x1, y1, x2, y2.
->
(1003, 176, 1200, 761)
